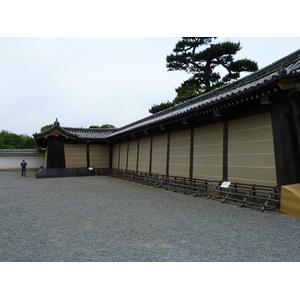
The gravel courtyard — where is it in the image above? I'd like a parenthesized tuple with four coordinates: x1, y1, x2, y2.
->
(1, 171, 299, 262)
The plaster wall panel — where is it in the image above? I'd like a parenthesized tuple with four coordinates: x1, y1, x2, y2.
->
(228, 113, 276, 186)
(193, 123, 223, 181)
(151, 134, 167, 175)
(127, 140, 138, 171)
(138, 137, 151, 172)
(169, 129, 190, 177)
(89, 144, 110, 168)
(111, 144, 119, 169)
(65, 144, 86, 168)
(0, 155, 45, 171)
(119, 142, 128, 170)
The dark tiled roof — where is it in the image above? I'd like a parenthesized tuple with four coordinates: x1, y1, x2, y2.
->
(108, 49, 300, 138)
(0, 149, 45, 156)
(33, 120, 77, 139)
(34, 119, 117, 142)
(63, 127, 116, 141)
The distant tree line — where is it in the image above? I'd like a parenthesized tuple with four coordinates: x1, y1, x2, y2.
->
(0, 130, 37, 149)
(89, 124, 116, 129)
(40, 124, 116, 132)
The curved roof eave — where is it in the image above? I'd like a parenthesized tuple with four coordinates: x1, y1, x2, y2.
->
(33, 120, 117, 143)
(33, 120, 78, 140)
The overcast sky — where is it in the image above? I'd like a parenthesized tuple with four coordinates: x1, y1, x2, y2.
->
(1, 37, 299, 136)
(0, 2, 299, 137)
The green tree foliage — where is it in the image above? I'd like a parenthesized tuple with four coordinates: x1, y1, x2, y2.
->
(40, 124, 53, 132)
(146, 102, 174, 114)
(0, 130, 37, 149)
(149, 37, 258, 114)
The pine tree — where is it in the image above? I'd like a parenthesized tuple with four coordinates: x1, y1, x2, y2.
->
(149, 38, 258, 114)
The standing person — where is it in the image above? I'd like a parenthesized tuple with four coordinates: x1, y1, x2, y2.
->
(21, 160, 27, 177)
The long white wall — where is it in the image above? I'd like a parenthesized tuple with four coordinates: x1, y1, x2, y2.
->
(0, 154, 45, 171)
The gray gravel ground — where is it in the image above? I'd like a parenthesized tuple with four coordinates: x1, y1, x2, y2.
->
(1, 171, 299, 262)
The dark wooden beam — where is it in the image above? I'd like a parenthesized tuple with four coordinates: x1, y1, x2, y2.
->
(223, 121, 228, 181)
(86, 143, 90, 168)
(189, 127, 194, 180)
(149, 136, 153, 174)
(166, 132, 170, 177)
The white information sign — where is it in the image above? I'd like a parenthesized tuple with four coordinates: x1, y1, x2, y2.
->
(220, 181, 231, 188)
